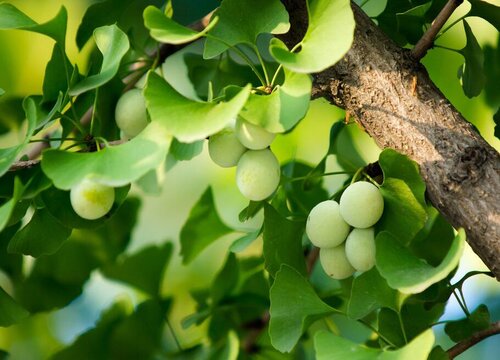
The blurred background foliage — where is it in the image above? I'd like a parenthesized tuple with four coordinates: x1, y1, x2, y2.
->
(0, 0, 498, 359)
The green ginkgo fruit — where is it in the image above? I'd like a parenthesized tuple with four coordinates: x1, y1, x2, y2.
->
(306, 200, 350, 248)
(345, 227, 376, 272)
(319, 244, 355, 280)
(70, 179, 115, 220)
(235, 117, 276, 150)
(115, 88, 149, 138)
(236, 149, 280, 201)
(208, 128, 247, 168)
(339, 181, 384, 228)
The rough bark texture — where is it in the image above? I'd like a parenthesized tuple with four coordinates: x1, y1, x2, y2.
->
(281, 1, 500, 278)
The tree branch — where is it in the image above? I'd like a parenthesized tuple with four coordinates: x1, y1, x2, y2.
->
(447, 321, 500, 358)
(411, 0, 464, 61)
(281, 0, 500, 278)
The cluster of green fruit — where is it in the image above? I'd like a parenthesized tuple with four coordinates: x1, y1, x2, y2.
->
(208, 119, 280, 201)
(69, 89, 148, 220)
(306, 181, 384, 279)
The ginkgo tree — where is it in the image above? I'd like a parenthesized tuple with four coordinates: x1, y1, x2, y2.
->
(0, 0, 499, 359)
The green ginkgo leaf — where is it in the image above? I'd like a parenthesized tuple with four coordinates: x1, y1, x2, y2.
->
(41, 122, 170, 190)
(376, 230, 465, 294)
(0, 287, 29, 327)
(0, 3, 67, 46)
(0, 179, 25, 233)
(0, 97, 39, 178)
(238, 69, 312, 133)
(144, 71, 250, 142)
(314, 329, 435, 360)
(469, 0, 500, 32)
(269, 265, 335, 353)
(204, 0, 290, 59)
(269, 0, 355, 73)
(69, 24, 130, 96)
(143, 5, 217, 44)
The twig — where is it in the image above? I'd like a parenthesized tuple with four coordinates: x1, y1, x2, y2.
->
(8, 139, 127, 172)
(411, 0, 464, 61)
(447, 321, 500, 359)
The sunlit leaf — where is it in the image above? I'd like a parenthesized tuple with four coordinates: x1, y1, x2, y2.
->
(263, 204, 307, 277)
(0, 287, 29, 327)
(145, 71, 250, 142)
(269, 265, 335, 353)
(41, 122, 170, 190)
(0, 4, 67, 45)
(144, 5, 217, 44)
(204, 0, 290, 58)
(180, 188, 232, 264)
(229, 230, 260, 253)
(239, 70, 312, 133)
(269, 0, 354, 73)
(458, 20, 486, 98)
(69, 24, 130, 96)
(169, 138, 204, 161)
(102, 243, 173, 296)
(314, 329, 434, 360)
(376, 230, 465, 294)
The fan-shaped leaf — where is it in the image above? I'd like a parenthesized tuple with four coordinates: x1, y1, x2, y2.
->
(69, 24, 130, 96)
(269, 0, 354, 73)
(376, 230, 465, 294)
(145, 71, 250, 142)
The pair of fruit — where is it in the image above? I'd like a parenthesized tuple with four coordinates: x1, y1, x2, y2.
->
(69, 89, 148, 220)
(306, 181, 384, 279)
(208, 119, 280, 201)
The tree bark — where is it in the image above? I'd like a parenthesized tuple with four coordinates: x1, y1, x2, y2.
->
(281, 1, 500, 278)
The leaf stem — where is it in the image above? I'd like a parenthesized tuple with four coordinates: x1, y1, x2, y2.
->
(166, 316, 183, 351)
(90, 88, 99, 136)
(205, 34, 267, 86)
(358, 319, 397, 348)
(252, 44, 270, 85)
(285, 171, 354, 183)
(269, 42, 301, 87)
(363, 172, 381, 188)
(398, 313, 408, 344)
(452, 289, 470, 317)
(437, 16, 465, 39)
(359, 0, 373, 8)
(60, 114, 86, 134)
(433, 44, 461, 54)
